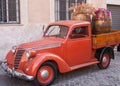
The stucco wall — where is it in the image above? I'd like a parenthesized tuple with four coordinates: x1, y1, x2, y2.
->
(28, 0, 51, 23)
(107, 0, 120, 5)
(0, 0, 52, 61)
(0, 0, 45, 61)
(0, 24, 44, 61)
(87, 0, 106, 8)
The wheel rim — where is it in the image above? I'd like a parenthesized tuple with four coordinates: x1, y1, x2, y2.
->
(102, 54, 110, 67)
(37, 66, 54, 84)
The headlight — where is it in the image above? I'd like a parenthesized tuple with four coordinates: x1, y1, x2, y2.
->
(11, 46, 17, 53)
(26, 51, 30, 58)
(26, 50, 36, 58)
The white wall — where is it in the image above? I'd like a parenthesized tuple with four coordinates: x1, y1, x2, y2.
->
(107, 0, 120, 5)
(87, 0, 106, 8)
(0, 24, 44, 61)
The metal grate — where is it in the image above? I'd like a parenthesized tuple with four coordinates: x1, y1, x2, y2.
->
(14, 49, 25, 70)
(0, 0, 20, 24)
(8, 0, 17, 21)
(0, 0, 7, 22)
(55, 0, 85, 21)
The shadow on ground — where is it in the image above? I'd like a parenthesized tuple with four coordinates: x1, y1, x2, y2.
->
(0, 65, 99, 86)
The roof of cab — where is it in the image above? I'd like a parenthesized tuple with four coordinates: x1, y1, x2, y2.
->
(49, 20, 90, 27)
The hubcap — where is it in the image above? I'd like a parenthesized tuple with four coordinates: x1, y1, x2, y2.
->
(102, 54, 110, 67)
(37, 66, 54, 84)
(103, 56, 107, 63)
(40, 70, 49, 79)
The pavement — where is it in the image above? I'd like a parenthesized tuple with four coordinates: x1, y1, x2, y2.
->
(0, 51, 120, 86)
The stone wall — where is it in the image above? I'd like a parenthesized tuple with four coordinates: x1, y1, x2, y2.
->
(0, 24, 44, 61)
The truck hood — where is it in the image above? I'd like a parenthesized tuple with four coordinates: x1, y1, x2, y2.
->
(18, 37, 64, 50)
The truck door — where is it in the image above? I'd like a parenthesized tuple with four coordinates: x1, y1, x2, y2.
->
(66, 26, 92, 67)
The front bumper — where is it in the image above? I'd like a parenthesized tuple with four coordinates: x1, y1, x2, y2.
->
(1, 62, 34, 81)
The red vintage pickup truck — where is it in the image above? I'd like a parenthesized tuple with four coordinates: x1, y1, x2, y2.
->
(2, 20, 120, 86)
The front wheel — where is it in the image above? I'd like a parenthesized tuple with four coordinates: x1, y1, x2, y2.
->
(34, 62, 57, 86)
(97, 50, 111, 69)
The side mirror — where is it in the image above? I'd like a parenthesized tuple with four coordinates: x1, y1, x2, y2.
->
(42, 25, 45, 33)
(42, 25, 47, 36)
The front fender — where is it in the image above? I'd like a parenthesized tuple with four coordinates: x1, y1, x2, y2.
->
(24, 53, 70, 77)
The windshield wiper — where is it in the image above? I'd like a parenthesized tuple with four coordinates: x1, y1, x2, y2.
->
(46, 27, 55, 36)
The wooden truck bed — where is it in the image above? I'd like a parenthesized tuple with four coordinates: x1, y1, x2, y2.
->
(92, 30, 120, 49)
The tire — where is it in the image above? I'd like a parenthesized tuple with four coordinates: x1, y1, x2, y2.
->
(34, 62, 57, 86)
(117, 44, 120, 52)
(97, 50, 111, 69)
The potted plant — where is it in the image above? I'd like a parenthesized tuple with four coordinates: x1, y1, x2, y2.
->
(69, 3, 96, 21)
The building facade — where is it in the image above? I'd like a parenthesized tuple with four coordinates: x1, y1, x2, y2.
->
(0, 0, 120, 60)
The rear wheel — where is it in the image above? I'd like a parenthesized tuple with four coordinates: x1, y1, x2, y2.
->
(97, 50, 111, 69)
(34, 62, 57, 86)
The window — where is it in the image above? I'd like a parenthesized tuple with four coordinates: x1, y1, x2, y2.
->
(0, 0, 20, 24)
(55, 0, 86, 21)
(44, 25, 69, 39)
(70, 26, 88, 39)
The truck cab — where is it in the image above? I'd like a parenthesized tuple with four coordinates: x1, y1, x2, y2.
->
(2, 20, 115, 86)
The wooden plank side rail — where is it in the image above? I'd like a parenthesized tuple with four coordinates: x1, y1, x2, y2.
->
(92, 30, 120, 49)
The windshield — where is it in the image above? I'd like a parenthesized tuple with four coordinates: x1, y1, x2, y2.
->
(44, 25, 69, 39)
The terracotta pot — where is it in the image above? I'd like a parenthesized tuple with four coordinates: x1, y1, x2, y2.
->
(72, 14, 87, 21)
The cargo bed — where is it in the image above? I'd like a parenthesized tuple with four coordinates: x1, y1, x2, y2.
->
(92, 30, 120, 49)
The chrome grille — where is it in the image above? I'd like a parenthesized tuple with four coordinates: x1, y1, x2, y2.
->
(14, 49, 25, 70)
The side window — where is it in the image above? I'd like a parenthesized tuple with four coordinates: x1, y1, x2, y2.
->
(70, 26, 88, 39)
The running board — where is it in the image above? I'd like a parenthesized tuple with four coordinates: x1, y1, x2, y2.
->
(70, 61, 99, 71)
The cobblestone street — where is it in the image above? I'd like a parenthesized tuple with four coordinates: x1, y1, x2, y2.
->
(0, 50, 120, 86)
